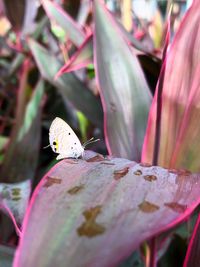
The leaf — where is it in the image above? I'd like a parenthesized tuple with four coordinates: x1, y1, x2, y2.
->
(41, 0, 86, 47)
(28, 38, 103, 127)
(119, 250, 144, 267)
(0, 244, 15, 267)
(56, 34, 93, 77)
(21, 0, 38, 35)
(13, 152, 200, 267)
(0, 79, 44, 183)
(2, 0, 25, 31)
(183, 213, 200, 267)
(116, 20, 155, 54)
(93, 0, 152, 161)
(0, 179, 31, 236)
(142, 2, 200, 171)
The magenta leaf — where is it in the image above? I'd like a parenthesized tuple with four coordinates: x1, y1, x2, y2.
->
(93, 0, 152, 161)
(142, 2, 200, 171)
(56, 34, 93, 77)
(13, 152, 200, 267)
(41, 0, 86, 47)
(183, 213, 200, 267)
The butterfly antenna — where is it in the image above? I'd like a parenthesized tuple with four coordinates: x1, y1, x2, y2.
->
(43, 144, 51, 149)
(83, 137, 100, 148)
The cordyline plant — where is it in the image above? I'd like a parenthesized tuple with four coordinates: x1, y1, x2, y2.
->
(0, 0, 200, 267)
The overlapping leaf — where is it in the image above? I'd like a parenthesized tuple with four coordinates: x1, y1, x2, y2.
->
(0, 180, 31, 236)
(183, 213, 200, 267)
(13, 152, 200, 267)
(0, 244, 15, 267)
(41, 0, 86, 47)
(28, 38, 103, 127)
(142, 1, 200, 171)
(56, 35, 93, 77)
(0, 79, 44, 183)
(93, 0, 152, 161)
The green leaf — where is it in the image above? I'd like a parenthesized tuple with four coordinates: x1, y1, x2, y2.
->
(93, 0, 152, 160)
(28, 38, 103, 127)
(41, 0, 86, 46)
(0, 245, 15, 267)
(0, 79, 44, 183)
(0, 179, 31, 235)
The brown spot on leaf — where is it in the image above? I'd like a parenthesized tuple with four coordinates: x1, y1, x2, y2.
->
(44, 176, 62, 188)
(86, 155, 105, 162)
(168, 169, 180, 175)
(164, 202, 187, 213)
(144, 175, 157, 182)
(139, 201, 160, 213)
(180, 169, 192, 176)
(65, 159, 78, 164)
(114, 167, 129, 180)
(100, 162, 115, 166)
(77, 205, 105, 237)
(68, 185, 84, 195)
(12, 188, 21, 196)
(12, 197, 21, 201)
(134, 170, 143, 176)
(140, 162, 152, 167)
(168, 169, 191, 176)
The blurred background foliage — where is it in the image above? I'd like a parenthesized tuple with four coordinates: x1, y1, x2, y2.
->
(0, 0, 196, 267)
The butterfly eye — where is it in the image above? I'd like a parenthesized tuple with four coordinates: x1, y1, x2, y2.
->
(68, 133, 71, 135)
(53, 141, 56, 145)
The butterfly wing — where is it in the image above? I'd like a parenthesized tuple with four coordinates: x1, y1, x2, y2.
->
(49, 117, 84, 159)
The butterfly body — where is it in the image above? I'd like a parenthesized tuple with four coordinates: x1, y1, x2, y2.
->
(49, 117, 84, 160)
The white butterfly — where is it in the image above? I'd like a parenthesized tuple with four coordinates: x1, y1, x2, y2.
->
(49, 117, 98, 160)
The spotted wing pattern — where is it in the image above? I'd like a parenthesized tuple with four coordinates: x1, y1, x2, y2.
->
(49, 117, 84, 159)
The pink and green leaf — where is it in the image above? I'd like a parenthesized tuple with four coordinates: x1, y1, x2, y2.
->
(28, 38, 103, 127)
(183, 213, 200, 267)
(41, 0, 86, 47)
(93, 0, 152, 161)
(56, 34, 93, 77)
(0, 244, 15, 267)
(0, 179, 31, 236)
(0, 71, 44, 183)
(142, 1, 200, 171)
(13, 152, 200, 267)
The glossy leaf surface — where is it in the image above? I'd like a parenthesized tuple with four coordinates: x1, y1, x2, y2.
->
(93, 0, 152, 161)
(14, 152, 200, 267)
(142, 2, 200, 171)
